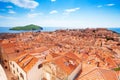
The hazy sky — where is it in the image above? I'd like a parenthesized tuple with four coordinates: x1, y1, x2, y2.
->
(0, 0, 120, 28)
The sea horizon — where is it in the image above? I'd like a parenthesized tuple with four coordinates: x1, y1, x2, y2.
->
(0, 27, 120, 34)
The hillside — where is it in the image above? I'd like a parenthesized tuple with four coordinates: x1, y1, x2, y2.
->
(9, 24, 43, 31)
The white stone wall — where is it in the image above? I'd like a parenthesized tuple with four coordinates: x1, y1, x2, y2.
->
(27, 60, 43, 80)
(68, 63, 82, 80)
(9, 61, 27, 80)
(0, 64, 8, 80)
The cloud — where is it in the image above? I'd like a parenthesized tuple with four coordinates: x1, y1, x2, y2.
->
(0, 15, 4, 18)
(0, 0, 39, 9)
(49, 10, 58, 14)
(8, 9, 16, 14)
(51, 0, 56, 2)
(97, 3, 115, 8)
(6, 6, 13, 8)
(6, 16, 16, 19)
(106, 3, 115, 6)
(27, 13, 42, 18)
(64, 8, 80, 14)
(0, 15, 16, 19)
(97, 5, 103, 8)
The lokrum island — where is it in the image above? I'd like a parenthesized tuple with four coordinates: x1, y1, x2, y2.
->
(9, 24, 43, 31)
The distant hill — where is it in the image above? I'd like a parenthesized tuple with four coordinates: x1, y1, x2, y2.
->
(9, 24, 43, 31)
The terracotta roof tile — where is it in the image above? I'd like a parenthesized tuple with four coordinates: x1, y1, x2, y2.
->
(29, 47, 48, 53)
(100, 69, 118, 80)
(105, 57, 118, 68)
(1, 43, 16, 54)
(14, 53, 28, 62)
(13, 53, 39, 73)
(54, 57, 77, 75)
(77, 67, 118, 80)
(50, 53, 60, 58)
(3, 48, 15, 54)
(64, 52, 81, 63)
(2, 43, 15, 48)
(52, 53, 80, 75)
(0, 40, 2, 44)
(23, 57, 38, 72)
(18, 55, 33, 68)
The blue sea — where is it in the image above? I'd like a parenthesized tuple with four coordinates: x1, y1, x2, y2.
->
(108, 28, 120, 34)
(0, 27, 120, 34)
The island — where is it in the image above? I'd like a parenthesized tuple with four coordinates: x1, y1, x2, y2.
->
(9, 24, 43, 31)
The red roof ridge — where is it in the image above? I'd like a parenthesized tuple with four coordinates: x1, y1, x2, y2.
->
(18, 55, 33, 67)
(23, 57, 38, 72)
(79, 67, 98, 78)
(78, 67, 118, 80)
(14, 53, 28, 62)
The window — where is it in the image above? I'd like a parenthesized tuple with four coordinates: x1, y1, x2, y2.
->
(4, 59, 7, 62)
(13, 70, 15, 74)
(17, 68, 19, 72)
(16, 50, 20, 53)
(18, 76, 19, 80)
(20, 73, 24, 79)
(10, 62, 12, 65)
(38, 64, 43, 69)
(5, 66, 7, 69)
(13, 64, 14, 68)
